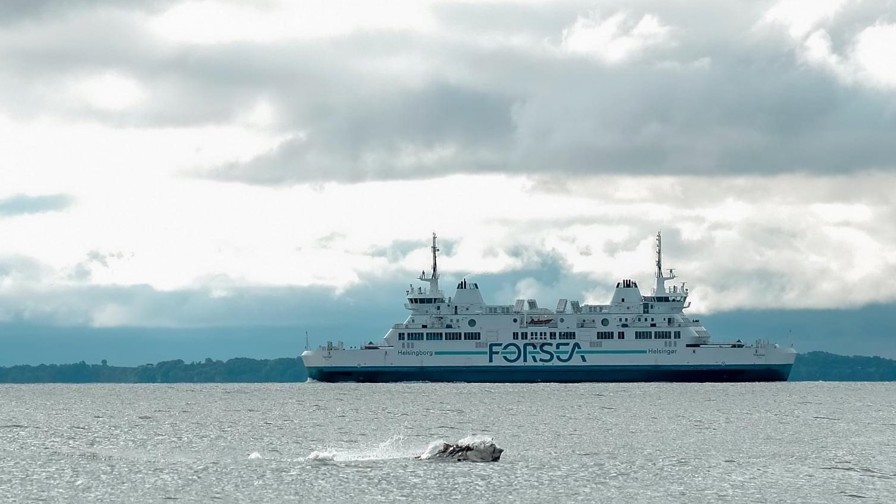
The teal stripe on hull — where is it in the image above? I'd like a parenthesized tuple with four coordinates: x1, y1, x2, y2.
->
(305, 364, 793, 383)
(579, 350, 648, 354)
(430, 350, 648, 356)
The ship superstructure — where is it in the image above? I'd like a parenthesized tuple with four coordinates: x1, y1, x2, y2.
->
(301, 233, 796, 382)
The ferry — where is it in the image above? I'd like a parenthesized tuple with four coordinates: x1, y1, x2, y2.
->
(301, 233, 796, 382)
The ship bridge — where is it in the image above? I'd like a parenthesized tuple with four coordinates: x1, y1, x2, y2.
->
(404, 233, 447, 313)
(644, 231, 690, 309)
(403, 233, 483, 314)
(406, 291, 445, 305)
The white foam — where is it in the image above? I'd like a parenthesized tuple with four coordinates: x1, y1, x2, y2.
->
(306, 434, 414, 462)
(456, 434, 494, 446)
(418, 439, 449, 460)
(306, 450, 337, 461)
(248, 452, 262, 460)
(307, 434, 499, 462)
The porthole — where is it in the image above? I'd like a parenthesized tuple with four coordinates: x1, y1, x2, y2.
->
(513, 318, 517, 323)
(601, 318, 609, 327)
(560, 318, 565, 323)
(468, 319, 477, 328)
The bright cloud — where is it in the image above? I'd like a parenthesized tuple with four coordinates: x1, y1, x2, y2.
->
(70, 72, 146, 111)
(560, 12, 673, 63)
(853, 23, 896, 88)
(762, 0, 851, 39)
(762, 0, 896, 90)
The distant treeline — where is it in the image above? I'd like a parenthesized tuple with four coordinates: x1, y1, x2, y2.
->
(0, 352, 894, 383)
(789, 351, 896, 381)
(0, 357, 308, 384)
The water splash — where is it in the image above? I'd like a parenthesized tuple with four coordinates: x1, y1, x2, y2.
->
(418, 440, 450, 459)
(306, 450, 337, 461)
(306, 434, 414, 462)
(308, 434, 500, 463)
(456, 434, 494, 445)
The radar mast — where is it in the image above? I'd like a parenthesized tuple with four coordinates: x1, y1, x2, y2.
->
(655, 231, 675, 295)
(419, 232, 441, 295)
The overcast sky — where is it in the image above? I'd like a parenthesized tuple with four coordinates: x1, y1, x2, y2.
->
(1, 0, 895, 362)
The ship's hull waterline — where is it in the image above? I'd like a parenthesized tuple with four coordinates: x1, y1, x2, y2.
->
(305, 364, 793, 383)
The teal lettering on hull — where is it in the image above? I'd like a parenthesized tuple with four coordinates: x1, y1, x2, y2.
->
(487, 342, 586, 364)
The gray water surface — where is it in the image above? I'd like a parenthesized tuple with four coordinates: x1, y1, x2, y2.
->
(1, 382, 894, 503)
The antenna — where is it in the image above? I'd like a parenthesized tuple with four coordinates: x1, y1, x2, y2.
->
(305, 331, 309, 351)
(431, 232, 439, 280)
(418, 233, 442, 295)
(654, 230, 675, 295)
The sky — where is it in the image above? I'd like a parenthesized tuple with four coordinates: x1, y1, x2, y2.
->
(1, 0, 895, 365)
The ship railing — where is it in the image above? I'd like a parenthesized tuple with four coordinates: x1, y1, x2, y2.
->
(684, 342, 744, 349)
(392, 322, 452, 330)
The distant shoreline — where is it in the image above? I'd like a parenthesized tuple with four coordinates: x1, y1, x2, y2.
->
(1, 352, 894, 383)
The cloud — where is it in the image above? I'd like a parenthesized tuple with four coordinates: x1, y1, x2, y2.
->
(0, 255, 52, 293)
(147, 0, 436, 44)
(761, 0, 850, 39)
(67, 250, 130, 283)
(69, 72, 146, 111)
(210, 83, 515, 183)
(3, 169, 894, 321)
(852, 23, 896, 88)
(0, 194, 74, 216)
(1, 0, 895, 184)
(560, 12, 674, 63)
(761, 0, 896, 90)
(0, 0, 176, 26)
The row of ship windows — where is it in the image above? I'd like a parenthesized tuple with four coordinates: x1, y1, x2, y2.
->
(408, 297, 445, 304)
(516, 330, 682, 340)
(398, 332, 482, 341)
(513, 331, 579, 340)
(635, 331, 681, 340)
(397, 330, 683, 341)
(588, 340, 680, 348)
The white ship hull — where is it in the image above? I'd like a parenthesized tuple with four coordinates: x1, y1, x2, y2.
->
(302, 341, 795, 382)
(301, 233, 797, 383)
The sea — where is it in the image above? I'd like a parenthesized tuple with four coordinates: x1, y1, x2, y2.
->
(1, 382, 894, 503)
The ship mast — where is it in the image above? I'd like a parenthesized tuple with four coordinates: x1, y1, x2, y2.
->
(419, 232, 441, 295)
(431, 232, 439, 281)
(655, 231, 675, 295)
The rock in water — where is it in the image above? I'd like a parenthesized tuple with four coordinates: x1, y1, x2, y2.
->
(416, 440, 503, 462)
